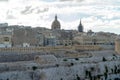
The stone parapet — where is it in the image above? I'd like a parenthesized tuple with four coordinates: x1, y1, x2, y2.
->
(0, 45, 102, 53)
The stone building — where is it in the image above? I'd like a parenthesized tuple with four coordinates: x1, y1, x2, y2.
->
(73, 32, 116, 49)
(56, 40, 72, 46)
(76, 32, 115, 45)
(12, 27, 38, 47)
(0, 23, 8, 27)
(51, 15, 61, 30)
(0, 32, 12, 48)
(36, 32, 44, 46)
(44, 33, 56, 46)
(0, 24, 13, 48)
(51, 30, 74, 46)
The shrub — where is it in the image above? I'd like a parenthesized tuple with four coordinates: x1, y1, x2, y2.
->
(114, 78, 120, 80)
(102, 57, 107, 61)
(113, 54, 116, 57)
(85, 70, 89, 77)
(75, 58, 79, 61)
(76, 74, 80, 80)
(56, 64, 59, 67)
(111, 69, 113, 73)
(88, 71, 92, 78)
(71, 63, 74, 66)
(97, 75, 101, 79)
(91, 67, 94, 71)
(32, 66, 37, 70)
(63, 59, 67, 61)
(104, 72, 107, 80)
(105, 66, 108, 73)
(117, 69, 120, 73)
(114, 65, 117, 74)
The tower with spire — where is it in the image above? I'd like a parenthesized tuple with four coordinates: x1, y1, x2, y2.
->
(51, 15, 61, 30)
(78, 19, 83, 32)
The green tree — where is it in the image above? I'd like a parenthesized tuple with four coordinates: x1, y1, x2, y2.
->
(32, 66, 37, 70)
(103, 57, 107, 61)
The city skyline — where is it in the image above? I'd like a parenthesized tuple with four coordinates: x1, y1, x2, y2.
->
(0, 0, 120, 34)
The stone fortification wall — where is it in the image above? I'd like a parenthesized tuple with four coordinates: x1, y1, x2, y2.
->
(0, 52, 46, 62)
(32, 60, 120, 80)
(0, 50, 119, 80)
(0, 62, 26, 72)
(0, 71, 32, 80)
(0, 60, 120, 80)
(0, 45, 102, 53)
(74, 45, 102, 51)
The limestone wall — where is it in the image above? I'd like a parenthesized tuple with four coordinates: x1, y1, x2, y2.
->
(33, 61, 120, 80)
(0, 52, 45, 62)
(0, 45, 102, 53)
(115, 39, 120, 54)
(0, 60, 120, 80)
(0, 71, 32, 80)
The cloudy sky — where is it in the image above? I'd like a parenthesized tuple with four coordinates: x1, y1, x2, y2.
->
(0, 0, 120, 34)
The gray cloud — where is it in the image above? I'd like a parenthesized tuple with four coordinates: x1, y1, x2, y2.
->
(59, 0, 84, 2)
(0, 0, 119, 34)
(6, 10, 16, 19)
(21, 6, 32, 15)
(59, 0, 73, 1)
(21, 6, 49, 15)
(6, 15, 16, 19)
(0, 0, 8, 2)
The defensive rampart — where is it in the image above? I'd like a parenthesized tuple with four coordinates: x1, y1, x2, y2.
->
(0, 45, 102, 53)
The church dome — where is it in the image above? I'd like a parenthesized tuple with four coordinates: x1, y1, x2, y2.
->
(51, 15, 61, 30)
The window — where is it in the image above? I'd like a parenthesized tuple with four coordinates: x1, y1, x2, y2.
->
(4, 37, 9, 42)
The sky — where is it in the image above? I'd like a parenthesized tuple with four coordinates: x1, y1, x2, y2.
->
(0, 0, 120, 34)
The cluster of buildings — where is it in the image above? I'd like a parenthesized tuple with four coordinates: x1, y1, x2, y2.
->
(0, 15, 120, 80)
(0, 15, 119, 49)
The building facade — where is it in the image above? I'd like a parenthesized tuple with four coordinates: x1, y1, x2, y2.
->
(0, 33, 12, 48)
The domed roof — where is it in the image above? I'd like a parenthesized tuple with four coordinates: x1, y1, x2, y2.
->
(51, 15, 61, 30)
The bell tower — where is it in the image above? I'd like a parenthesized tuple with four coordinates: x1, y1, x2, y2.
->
(78, 19, 83, 32)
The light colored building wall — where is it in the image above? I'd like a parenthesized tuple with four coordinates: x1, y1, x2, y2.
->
(56, 40, 72, 46)
(74, 35, 114, 45)
(0, 34, 12, 48)
(115, 39, 120, 54)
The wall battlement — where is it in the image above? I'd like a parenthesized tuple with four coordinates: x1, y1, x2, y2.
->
(0, 45, 102, 53)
